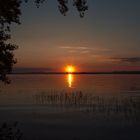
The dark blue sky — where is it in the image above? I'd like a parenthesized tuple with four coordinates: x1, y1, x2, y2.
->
(12, 0, 140, 71)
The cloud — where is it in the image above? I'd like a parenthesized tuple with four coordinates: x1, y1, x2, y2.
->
(59, 46, 73, 49)
(80, 50, 90, 54)
(91, 47, 111, 53)
(59, 45, 111, 57)
(69, 50, 78, 53)
(111, 57, 140, 63)
(76, 47, 89, 50)
(59, 46, 90, 54)
(60, 46, 89, 50)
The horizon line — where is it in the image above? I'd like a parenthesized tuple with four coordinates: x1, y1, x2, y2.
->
(11, 71, 140, 75)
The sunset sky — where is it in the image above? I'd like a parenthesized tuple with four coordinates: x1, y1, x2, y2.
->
(12, 0, 140, 72)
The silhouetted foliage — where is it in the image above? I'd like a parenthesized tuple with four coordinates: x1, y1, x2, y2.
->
(0, 0, 21, 83)
(25, 0, 88, 17)
(0, 122, 23, 140)
(0, 0, 88, 84)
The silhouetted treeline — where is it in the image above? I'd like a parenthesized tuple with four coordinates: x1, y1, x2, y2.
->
(11, 70, 140, 74)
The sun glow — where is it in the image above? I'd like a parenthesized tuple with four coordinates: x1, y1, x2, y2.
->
(65, 65, 75, 73)
(65, 65, 75, 88)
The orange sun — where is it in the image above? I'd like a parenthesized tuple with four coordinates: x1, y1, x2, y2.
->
(65, 65, 75, 73)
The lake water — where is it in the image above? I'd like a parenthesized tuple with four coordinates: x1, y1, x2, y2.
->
(0, 74, 140, 140)
(0, 74, 140, 105)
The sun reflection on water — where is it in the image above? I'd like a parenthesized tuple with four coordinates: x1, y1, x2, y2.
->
(67, 74, 73, 88)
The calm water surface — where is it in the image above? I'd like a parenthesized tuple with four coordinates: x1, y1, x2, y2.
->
(0, 74, 140, 140)
(0, 74, 140, 105)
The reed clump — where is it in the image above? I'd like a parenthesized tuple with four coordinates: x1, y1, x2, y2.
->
(34, 90, 140, 116)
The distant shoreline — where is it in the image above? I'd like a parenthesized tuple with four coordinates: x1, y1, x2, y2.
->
(11, 71, 140, 75)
